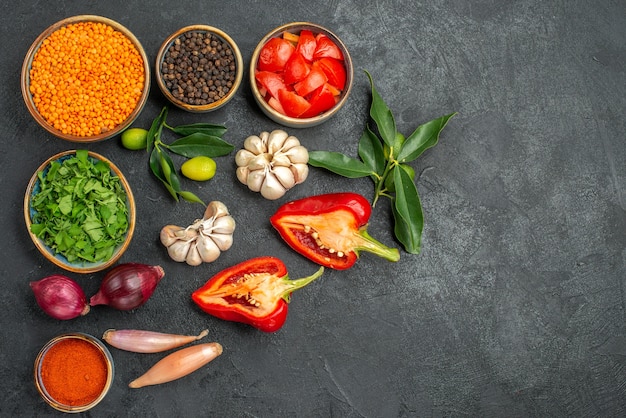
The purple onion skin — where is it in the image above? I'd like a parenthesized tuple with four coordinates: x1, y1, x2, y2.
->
(90, 263, 165, 311)
(30, 275, 90, 320)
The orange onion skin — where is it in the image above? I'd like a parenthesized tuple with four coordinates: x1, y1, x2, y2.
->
(90, 263, 165, 311)
(30, 275, 90, 320)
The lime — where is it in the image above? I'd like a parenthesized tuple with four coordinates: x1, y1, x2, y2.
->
(384, 164, 416, 192)
(121, 128, 148, 150)
(181, 156, 217, 181)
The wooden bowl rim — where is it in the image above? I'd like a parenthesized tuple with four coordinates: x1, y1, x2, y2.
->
(20, 15, 151, 142)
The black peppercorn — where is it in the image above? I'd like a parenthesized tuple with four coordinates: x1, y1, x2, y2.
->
(161, 30, 237, 106)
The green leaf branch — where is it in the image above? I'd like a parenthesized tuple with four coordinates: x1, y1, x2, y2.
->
(144, 107, 234, 204)
(308, 70, 456, 254)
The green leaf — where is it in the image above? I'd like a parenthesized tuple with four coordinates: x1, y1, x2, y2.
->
(167, 133, 235, 158)
(168, 123, 227, 137)
(146, 107, 168, 153)
(159, 150, 181, 193)
(397, 112, 456, 163)
(358, 127, 386, 177)
(392, 165, 424, 254)
(149, 148, 179, 201)
(179, 190, 205, 205)
(308, 151, 373, 178)
(365, 70, 396, 148)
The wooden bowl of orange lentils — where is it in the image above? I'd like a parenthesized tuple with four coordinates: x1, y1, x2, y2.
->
(20, 15, 150, 143)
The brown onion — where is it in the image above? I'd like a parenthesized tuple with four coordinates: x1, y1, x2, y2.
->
(90, 263, 165, 311)
(129, 342, 223, 388)
(30, 275, 90, 320)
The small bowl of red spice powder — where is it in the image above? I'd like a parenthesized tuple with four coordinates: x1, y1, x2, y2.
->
(34, 333, 114, 413)
(21, 15, 150, 142)
(155, 25, 243, 112)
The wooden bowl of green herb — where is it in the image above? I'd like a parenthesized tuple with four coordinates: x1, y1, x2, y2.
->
(24, 150, 136, 274)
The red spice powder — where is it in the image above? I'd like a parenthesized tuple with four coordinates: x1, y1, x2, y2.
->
(40, 337, 108, 406)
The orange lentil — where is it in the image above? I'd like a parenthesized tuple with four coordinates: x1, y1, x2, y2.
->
(29, 21, 145, 137)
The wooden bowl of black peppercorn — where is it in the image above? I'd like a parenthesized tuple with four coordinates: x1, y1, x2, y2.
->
(156, 25, 243, 112)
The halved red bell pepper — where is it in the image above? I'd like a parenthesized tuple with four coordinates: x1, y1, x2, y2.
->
(192, 256, 324, 332)
(270, 193, 400, 270)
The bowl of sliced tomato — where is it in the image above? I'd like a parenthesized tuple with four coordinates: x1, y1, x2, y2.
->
(250, 22, 353, 128)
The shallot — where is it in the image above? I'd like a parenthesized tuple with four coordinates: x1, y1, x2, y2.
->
(90, 263, 165, 311)
(102, 329, 209, 353)
(30, 275, 90, 320)
(129, 342, 223, 388)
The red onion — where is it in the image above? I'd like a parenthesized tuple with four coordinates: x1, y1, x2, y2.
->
(30, 275, 90, 320)
(90, 263, 165, 311)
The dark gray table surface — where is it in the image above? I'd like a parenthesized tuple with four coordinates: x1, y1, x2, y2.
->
(2, 1, 624, 416)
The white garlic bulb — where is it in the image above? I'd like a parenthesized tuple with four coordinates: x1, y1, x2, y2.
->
(235, 129, 309, 200)
(159, 201, 236, 266)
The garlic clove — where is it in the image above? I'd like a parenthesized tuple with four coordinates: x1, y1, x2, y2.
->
(210, 233, 234, 251)
(282, 145, 309, 164)
(243, 135, 266, 154)
(281, 136, 302, 151)
(235, 149, 256, 167)
(272, 166, 296, 189)
(267, 130, 289, 154)
(185, 244, 203, 266)
(260, 171, 287, 200)
(258, 131, 270, 146)
(236, 166, 250, 185)
(248, 154, 272, 171)
(209, 215, 236, 234)
(247, 169, 266, 192)
(203, 201, 230, 221)
(197, 237, 221, 263)
(290, 163, 309, 184)
(196, 236, 221, 263)
(271, 153, 293, 167)
(167, 239, 193, 263)
(160, 225, 184, 247)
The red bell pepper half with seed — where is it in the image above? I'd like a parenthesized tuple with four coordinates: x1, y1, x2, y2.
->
(191, 256, 324, 332)
(270, 193, 400, 270)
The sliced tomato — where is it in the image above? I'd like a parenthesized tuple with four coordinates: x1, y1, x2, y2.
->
(326, 83, 341, 96)
(268, 96, 286, 115)
(300, 84, 337, 118)
(295, 30, 317, 62)
(283, 52, 311, 85)
(313, 34, 344, 60)
(293, 67, 328, 97)
(258, 37, 295, 72)
(255, 71, 287, 99)
(314, 57, 346, 91)
(278, 89, 311, 117)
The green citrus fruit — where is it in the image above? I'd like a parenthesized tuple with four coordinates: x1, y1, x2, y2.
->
(181, 156, 217, 181)
(384, 164, 416, 192)
(121, 128, 148, 150)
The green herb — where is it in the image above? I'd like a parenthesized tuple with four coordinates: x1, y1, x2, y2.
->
(30, 150, 130, 263)
(142, 107, 234, 204)
(308, 70, 456, 254)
